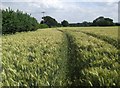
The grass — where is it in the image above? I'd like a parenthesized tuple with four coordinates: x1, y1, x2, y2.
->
(1, 27, 119, 86)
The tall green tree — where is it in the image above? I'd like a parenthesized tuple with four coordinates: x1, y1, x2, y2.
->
(2, 8, 38, 34)
(41, 16, 58, 28)
(93, 16, 114, 26)
(61, 20, 69, 27)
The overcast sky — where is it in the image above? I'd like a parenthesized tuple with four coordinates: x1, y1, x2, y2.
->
(1, 0, 119, 23)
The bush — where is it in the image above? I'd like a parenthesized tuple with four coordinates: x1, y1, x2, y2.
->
(38, 24, 49, 29)
(61, 20, 69, 27)
(42, 16, 58, 28)
(2, 8, 38, 34)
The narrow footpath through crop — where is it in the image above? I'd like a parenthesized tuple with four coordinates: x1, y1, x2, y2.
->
(57, 29, 81, 86)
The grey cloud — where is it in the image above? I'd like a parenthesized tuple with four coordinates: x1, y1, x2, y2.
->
(1, 1, 118, 23)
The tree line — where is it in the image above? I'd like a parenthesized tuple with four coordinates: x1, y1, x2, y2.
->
(2, 8, 38, 34)
(2, 8, 48, 34)
(2, 8, 120, 34)
(41, 16, 120, 27)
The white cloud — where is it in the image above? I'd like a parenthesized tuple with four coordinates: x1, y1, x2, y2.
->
(28, 0, 63, 10)
(1, 0, 119, 2)
(1, 0, 118, 22)
(1, 0, 64, 12)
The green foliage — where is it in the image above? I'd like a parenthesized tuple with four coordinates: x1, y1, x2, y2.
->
(41, 16, 58, 28)
(2, 29, 68, 86)
(61, 20, 69, 27)
(2, 8, 38, 34)
(57, 23, 62, 27)
(93, 16, 114, 26)
(61, 28, 119, 86)
(37, 24, 49, 29)
(2, 27, 119, 86)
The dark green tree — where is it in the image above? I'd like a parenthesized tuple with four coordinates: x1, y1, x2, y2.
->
(93, 16, 114, 26)
(2, 8, 38, 34)
(81, 21, 92, 26)
(61, 20, 69, 27)
(41, 16, 58, 28)
(37, 24, 49, 29)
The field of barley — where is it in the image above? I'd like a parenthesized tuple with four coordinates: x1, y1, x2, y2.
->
(1, 27, 120, 86)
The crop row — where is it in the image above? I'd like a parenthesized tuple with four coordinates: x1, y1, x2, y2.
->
(2, 29, 68, 86)
(61, 29, 119, 86)
(1, 27, 120, 86)
(81, 32, 119, 49)
(80, 27, 118, 39)
(62, 27, 119, 49)
(80, 27, 119, 49)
